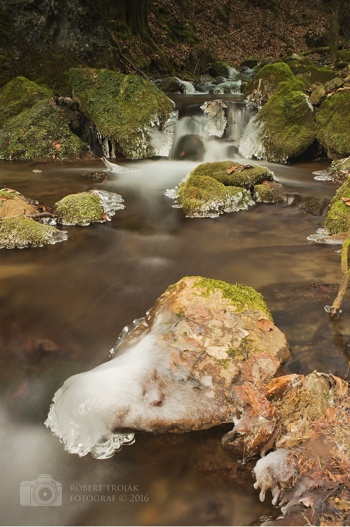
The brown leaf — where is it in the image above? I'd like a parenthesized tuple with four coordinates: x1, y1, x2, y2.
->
(226, 165, 239, 174)
(257, 319, 275, 332)
(341, 197, 350, 206)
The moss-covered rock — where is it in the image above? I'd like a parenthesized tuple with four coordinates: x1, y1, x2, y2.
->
(316, 92, 350, 159)
(189, 161, 274, 188)
(178, 174, 254, 218)
(243, 79, 315, 163)
(324, 178, 350, 235)
(0, 76, 51, 127)
(55, 192, 105, 226)
(0, 217, 67, 249)
(284, 57, 334, 86)
(300, 196, 325, 216)
(0, 188, 39, 218)
(69, 67, 176, 159)
(244, 62, 294, 98)
(0, 100, 89, 161)
(253, 183, 284, 204)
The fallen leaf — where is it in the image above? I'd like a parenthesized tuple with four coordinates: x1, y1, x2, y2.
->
(226, 165, 239, 174)
(257, 319, 275, 332)
(341, 197, 350, 206)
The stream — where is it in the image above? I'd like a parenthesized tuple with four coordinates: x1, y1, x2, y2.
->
(0, 93, 349, 526)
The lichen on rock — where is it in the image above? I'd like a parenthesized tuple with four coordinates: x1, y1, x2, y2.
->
(0, 217, 68, 249)
(69, 67, 176, 159)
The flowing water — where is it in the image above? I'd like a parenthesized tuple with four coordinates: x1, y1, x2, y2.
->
(0, 94, 349, 526)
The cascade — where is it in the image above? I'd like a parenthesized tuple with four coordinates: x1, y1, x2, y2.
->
(170, 95, 257, 162)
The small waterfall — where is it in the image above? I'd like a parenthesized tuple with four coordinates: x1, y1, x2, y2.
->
(170, 97, 257, 162)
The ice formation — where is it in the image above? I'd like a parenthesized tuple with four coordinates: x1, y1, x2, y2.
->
(238, 116, 265, 160)
(200, 100, 227, 138)
(253, 449, 298, 505)
(148, 110, 178, 157)
(307, 228, 344, 245)
(92, 190, 125, 221)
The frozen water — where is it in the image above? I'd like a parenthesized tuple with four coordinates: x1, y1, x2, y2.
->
(313, 170, 332, 181)
(238, 116, 265, 160)
(148, 110, 178, 157)
(92, 190, 125, 221)
(253, 449, 298, 505)
(307, 228, 344, 245)
(200, 100, 227, 138)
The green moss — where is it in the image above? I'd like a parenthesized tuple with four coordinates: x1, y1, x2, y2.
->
(193, 277, 272, 319)
(285, 59, 334, 86)
(300, 197, 324, 216)
(324, 200, 349, 235)
(316, 93, 350, 158)
(324, 178, 350, 234)
(69, 68, 174, 158)
(178, 174, 253, 217)
(190, 161, 273, 188)
(257, 80, 315, 162)
(0, 190, 22, 201)
(253, 184, 284, 204)
(0, 99, 88, 161)
(55, 192, 104, 226)
(0, 76, 51, 127)
(0, 217, 65, 249)
(244, 62, 294, 96)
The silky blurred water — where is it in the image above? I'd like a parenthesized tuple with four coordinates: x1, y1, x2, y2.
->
(0, 154, 348, 526)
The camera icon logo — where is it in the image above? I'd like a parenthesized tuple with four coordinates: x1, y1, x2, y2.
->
(20, 474, 62, 506)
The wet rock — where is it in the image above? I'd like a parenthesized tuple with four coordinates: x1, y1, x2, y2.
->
(172, 134, 204, 161)
(45, 276, 290, 457)
(299, 196, 325, 216)
(0, 217, 67, 249)
(69, 68, 177, 159)
(324, 77, 344, 92)
(254, 182, 285, 204)
(200, 100, 227, 138)
(55, 190, 124, 226)
(157, 77, 193, 94)
(210, 81, 242, 95)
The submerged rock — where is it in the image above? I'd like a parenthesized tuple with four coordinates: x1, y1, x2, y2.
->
(55, 190, 124, 226)
(0, 217, 67, 249)
(69, 68, 177, 159)
(45, 276, 290, 458)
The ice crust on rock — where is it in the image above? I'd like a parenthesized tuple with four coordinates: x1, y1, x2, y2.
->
(238, 116, 265, 160)
(253, 449, 298, 505)
(200, 100, 228, 138)
(92, 190, 125, 221)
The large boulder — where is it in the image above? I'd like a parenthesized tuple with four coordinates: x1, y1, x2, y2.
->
(244, 62, 295, 103)
(45, 276, 290, 458)
(316, 92, 350, 159)
(69, 68, 177, 159)
(0, 77, 89, 161)
(240, 79, 315, 163)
